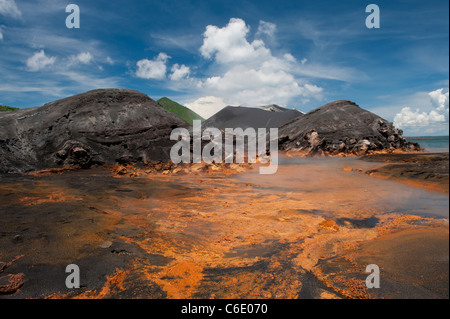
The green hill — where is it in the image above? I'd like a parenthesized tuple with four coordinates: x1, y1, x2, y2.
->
(157, 97, 203, 125)
(0, 105, 19, 111)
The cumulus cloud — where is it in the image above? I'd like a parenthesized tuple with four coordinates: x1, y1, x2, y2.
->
(0, 0, 21, 18)
(429, 88, 449, 112)
(394, 88, 449, 134)
(69, 52, 93, 65)
(202, 64, 322, 106)
(200, 18, 272, 64)
(192, 18, 323, 117)
(185, 96, 227, 119)
(394, 107, 445, 127)
(26, 50, 56, 72)
(170, 63, 190, 81)
(136, 53, 170, 80)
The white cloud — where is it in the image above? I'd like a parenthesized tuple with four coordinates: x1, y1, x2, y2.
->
(256, 20, 276, 38)
(170, 63, 190, 81)
(394, 107, 445, 127)
(76, 52, 93, 64)
(200, 18, 272, 64)
(394, 88, 449, 134)
(69, 52, 93, 65)
(202, 64, 323, 106)
(192, 18, 324, 115)
(106, 56, 114, 65)
(185, 96, 227, 119)
(26, 50, 56, 72)
(0, 0, 21, 18)
(136, 53, 170, 80)
(429, 88, 449, 111)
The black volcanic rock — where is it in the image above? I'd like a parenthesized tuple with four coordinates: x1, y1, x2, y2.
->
(0, 89, 188, 173)
(278, 100, 420, 155)
(203, 105, 302, 130)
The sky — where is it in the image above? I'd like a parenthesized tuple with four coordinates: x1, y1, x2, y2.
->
(0, 0, 448, 136)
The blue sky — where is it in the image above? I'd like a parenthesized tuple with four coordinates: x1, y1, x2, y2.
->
(0, 0, 448, 135)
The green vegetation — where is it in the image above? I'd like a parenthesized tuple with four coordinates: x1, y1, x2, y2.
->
(157, 97, 204, 126)
(0, 105, 19, 111)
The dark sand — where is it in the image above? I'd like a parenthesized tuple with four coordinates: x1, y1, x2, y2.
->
(0, 153, 448, 299)
(203, 105, 301, 130)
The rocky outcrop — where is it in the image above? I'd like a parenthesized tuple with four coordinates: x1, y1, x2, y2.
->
(0, 89, 188, 173)
(278, 100, 420, 155)
(362, 152, 449, 193)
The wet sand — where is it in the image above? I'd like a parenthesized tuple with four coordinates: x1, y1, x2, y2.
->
(0, 153, 448, 299)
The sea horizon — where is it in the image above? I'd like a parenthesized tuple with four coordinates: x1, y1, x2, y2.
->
(406, 135, 449, 153)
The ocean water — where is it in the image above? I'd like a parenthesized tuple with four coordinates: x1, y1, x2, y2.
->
(406, 136, 449, 153)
